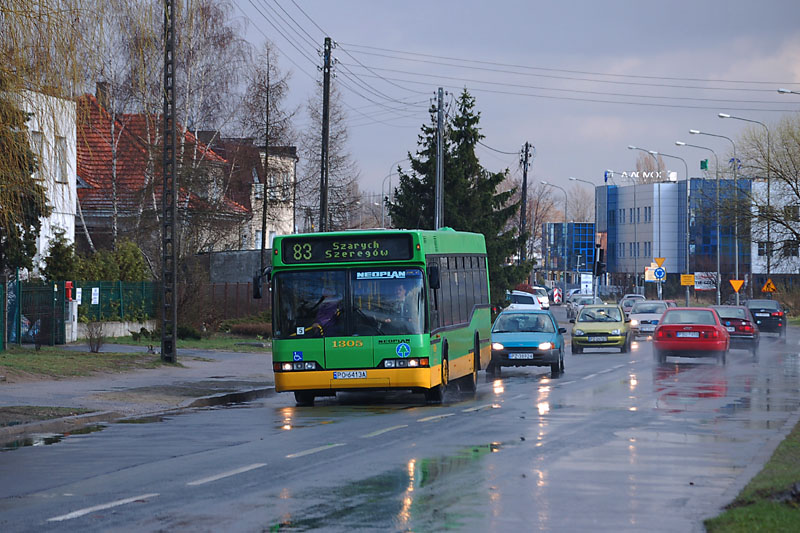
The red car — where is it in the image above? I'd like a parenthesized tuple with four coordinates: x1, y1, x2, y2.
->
(653, 307, 730, 364)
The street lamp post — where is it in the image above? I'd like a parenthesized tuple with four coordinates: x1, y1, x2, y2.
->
(720, 113, 771, 296)
(542, 181, 568, 303)
(778, 88, 800, 95)
(629, 145, 664, 298)
(690, 129, 740, 304)
(651, 151, 691, 305)
(677, 141, 721, 305)
(381, 160, 406, 228)
(569, 176, 598, 297)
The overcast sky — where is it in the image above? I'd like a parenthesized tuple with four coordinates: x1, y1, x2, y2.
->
(234, 0, 800, 198)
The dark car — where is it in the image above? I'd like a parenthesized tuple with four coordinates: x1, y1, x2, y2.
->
(712, 305, 760, 357)
(746, 299, 787, 338)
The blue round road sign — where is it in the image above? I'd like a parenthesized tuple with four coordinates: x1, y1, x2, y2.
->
(654, 267, 666, 280)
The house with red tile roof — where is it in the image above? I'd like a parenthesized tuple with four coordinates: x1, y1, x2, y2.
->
(75, 93, 250, 259)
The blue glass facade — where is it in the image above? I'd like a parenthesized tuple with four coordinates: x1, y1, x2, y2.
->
(543, 222, 596, 272)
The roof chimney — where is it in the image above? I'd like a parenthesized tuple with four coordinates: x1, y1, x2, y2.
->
(95, 81, 109, 110)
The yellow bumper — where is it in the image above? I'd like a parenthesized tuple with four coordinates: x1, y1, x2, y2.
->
(275, 366, 440, 392)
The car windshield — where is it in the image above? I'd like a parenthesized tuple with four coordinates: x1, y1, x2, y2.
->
(631, 302, 667, 314)
(578, 307, 622, 322)
(577, 297, 595, 305)
(621, 298, 639, 307)
(493, 313, 555, 333)
(661, 310, 716, 325)
(747, 300, 780, 310)
(533, 288, 548, 298)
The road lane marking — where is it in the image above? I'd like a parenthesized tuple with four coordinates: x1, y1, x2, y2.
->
(582, 373, 599, 380)
(187, 463, 267, 486)
(462, 403, 494, 413)
(417, 413, 455, 422)
(597, 368, 615, 374)
(360, 425, 408, 438)
(558, 380, 575, 385)
(286, 443, 345, 458)
(47, 493, 159, 522)
(510, 394, 526, 401)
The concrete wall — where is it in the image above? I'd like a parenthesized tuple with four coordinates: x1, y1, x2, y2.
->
(77, 319, 157, 340)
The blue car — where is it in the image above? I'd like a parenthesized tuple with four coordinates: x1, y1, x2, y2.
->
(489, 309, 566, 375)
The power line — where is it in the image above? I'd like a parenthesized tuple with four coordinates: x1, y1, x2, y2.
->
(477, 140, 519, 155)
(339, 42, 800, 87)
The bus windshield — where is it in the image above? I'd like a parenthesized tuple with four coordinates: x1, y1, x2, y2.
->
(273, 268, 425, 339)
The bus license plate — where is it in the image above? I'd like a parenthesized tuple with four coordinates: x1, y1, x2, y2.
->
(333, 371, 367, 379)
(588, 336, 607, 342)
(509, 353, 535, 359)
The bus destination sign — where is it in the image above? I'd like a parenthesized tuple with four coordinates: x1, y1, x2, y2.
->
(281, 234, 413, 264)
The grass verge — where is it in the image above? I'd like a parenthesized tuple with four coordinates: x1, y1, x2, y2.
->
(704, 419, 800, 532)
(0, 345, 170, 379)
(107, 334, 271, 352)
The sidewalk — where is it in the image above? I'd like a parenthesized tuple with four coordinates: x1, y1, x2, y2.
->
(0, 344, 276, 441)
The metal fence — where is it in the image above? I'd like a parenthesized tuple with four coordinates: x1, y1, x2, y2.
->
(75, 281, 159, 322)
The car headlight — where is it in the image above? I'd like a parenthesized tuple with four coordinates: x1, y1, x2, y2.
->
(611, 329, 621, 336)
(538, 342, 554, 350)
(574, 329, 585, 336)
(492, 342, 504, 350)
(630, 319, 639, 327)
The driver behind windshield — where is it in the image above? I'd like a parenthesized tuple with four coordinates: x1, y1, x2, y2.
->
(578, 307, 622, 322)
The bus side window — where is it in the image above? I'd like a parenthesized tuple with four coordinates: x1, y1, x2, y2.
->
(457, 261, 467, 324)
(479, 256, 488, 304)
(440, 262, 452, 327)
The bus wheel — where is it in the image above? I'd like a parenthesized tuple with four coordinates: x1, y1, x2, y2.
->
(294, 391, 315, 406)
(425, 356, 448, 404)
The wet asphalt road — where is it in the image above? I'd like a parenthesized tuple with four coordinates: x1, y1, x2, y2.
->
(1, 307, 799, 532)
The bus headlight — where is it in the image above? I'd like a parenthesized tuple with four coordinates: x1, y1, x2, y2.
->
(538, 342, 554, 351)
(385, 360, 396, 368)
(282, 362, 293, 371)
(408, 359, 419, 367)
(492, 342, 504, 351)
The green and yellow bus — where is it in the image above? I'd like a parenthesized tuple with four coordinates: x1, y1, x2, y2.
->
(265, 228, 492, 405)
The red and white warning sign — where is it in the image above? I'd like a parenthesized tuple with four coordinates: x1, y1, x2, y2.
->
(552, 287, 562, 304)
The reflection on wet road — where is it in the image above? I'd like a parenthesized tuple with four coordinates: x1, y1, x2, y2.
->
(2, 314, 800, 531)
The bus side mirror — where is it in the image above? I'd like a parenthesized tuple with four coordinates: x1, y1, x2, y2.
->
(428, 264, 440, 290)
(253, 267, 272, 299)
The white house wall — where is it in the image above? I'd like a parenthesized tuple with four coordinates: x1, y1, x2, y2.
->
(20, 91, 77, 274)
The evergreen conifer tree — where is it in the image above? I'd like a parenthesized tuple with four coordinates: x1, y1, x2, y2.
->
(388, 90, 531, 304)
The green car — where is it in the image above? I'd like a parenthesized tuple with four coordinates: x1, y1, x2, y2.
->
(570, 304, 631, 354)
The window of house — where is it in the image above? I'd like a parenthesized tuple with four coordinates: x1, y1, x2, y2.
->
(637, 207, 641, 224)
(784, 241, 799, 257)
(758, 241, 768, 257)
(55, 136, 67, 183)
(31, 131, 44, 180)
(784, 205, 800, 222)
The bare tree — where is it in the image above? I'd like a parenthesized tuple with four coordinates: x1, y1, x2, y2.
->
(634, 152, 667, 183)
(297, 84, 360, 231)
(568, 184, 594, 222)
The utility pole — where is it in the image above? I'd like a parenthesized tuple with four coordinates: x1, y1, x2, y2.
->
(260, 54, 270, 275)
(520, 142, 531, 262)
(318, 37, 332, 232)
(160, 0, 177, 363)
(434, 87, 444, 229)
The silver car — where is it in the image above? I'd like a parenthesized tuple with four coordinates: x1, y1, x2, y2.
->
(629, 300, 669, 338)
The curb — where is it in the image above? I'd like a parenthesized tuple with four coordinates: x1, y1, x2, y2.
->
(0, 386, 277, 443)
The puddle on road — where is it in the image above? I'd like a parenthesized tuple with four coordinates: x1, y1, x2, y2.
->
(117, 415, 167, 424)
(266, 443, 504, 531)
(1, 424, 106, 452)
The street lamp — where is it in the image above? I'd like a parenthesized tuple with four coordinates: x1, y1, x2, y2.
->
(650, 151, 691, 305)
(570, 176, 600, 298)
(542, 180, 568, 303)
(676, 140, 721, 305)
(719, 113, 772, 293)
(629, 145, 664, 298)
(778, 88, 800, 95)
(382, 159, 406, 228)
(690, 129, 740, 304)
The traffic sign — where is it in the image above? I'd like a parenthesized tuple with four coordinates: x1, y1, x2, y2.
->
(762, 279, 777, 293)
(654, 257, 666, 268)
(681, 274, 695, 286)
(730, 280, 744, 293)
(654, 267, 666, 280)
